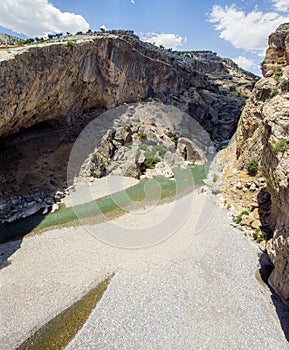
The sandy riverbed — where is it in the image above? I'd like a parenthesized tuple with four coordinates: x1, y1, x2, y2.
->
(62, 176, 139, 208)
(0, 189, 288, 350)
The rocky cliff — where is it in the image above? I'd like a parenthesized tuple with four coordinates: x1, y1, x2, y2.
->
(0, 32, 256, 141)
(212, 24, 289, 305)
(0, 31, 257, 224)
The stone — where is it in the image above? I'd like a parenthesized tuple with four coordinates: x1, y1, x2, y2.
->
(154, 162, 174, 178)
(177, 137, 206, 165)
(241, 215, 252, 226)
(54, 191, 65, 202)
(236, 181, 242, 190)
(251, 220, 261, 229)
(51, 203, 59, 213)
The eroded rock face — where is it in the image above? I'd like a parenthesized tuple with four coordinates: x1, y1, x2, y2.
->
(213, 24, 289, 305)
(262, 23, 289, 76)
(72, 102, 213, 182)
(0, 32, 257, 141)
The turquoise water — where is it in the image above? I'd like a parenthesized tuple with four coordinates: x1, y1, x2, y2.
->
(0, 163, 210, 242)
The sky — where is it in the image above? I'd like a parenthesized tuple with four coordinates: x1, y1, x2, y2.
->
(0, 1, 289, 76)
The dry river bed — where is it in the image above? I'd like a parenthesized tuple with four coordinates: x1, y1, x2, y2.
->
(0, 189, 288, 349)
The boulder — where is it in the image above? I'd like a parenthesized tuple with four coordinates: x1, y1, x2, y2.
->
(177, 137, 207, 165)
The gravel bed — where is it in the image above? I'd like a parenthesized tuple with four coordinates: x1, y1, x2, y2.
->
(0, 190, 288, 349)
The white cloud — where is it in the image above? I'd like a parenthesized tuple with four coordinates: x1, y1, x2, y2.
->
(0, 0, 89, 37)
(209, 4, 288, 53)
(131, 0, 135, 4)
(233, 56, 258, 70)
(141, 33, 187, 50)
(273, 0, 289, 12)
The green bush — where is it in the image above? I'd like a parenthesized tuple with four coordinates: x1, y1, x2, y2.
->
(67, 40, 77, 48)
(137, 132, 147, 140)
(274, 66, 282, 81)
(253, 228, 265, 243)
(234, 210, 249, 224)
(152, 144, 166, 157)
(272, 139, 289, 154)
(213, 173, 219, 183)
(247, 158, 258, 176)
(269, 87, 279, 99)
(139, 143, 148, 151)
(144, 150, 160, 168)
(171, 136, 178, 147)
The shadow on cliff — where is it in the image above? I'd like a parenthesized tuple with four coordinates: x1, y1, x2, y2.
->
(256, 187, 274, 240)
(259, 252, 289, 342)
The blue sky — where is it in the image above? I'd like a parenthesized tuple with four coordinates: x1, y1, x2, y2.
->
(1, 0, 289, 75)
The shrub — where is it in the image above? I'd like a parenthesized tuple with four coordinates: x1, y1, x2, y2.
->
(272, 139, 289, 154)
(152, 144, 166, 157)
(137, 132, 147, 140)
(234, 210, 249, 224)
(247, 158, 258, 176)
(213, 173, 219, 183)
(144, 150, 159, 168)
(171, 136, 178, 147)
(139, 143, 148, 151)
(274, 66, 282, 81)
(253, 228, 265, 243)
(269, 87, 279, 99)
(67, 40, 77, 48)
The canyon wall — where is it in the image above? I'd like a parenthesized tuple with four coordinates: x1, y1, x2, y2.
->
(0, 31, 257, 225)
(214, 24, 289, 304)
(0, 32, 256, 141)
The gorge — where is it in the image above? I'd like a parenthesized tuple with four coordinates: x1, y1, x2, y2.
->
(0, 26, 289, 349)
(0, 30, 257, 224)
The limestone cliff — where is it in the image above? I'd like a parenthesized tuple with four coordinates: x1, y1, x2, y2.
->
(0, 32, 256, 141)
(213, 24, 289, 305)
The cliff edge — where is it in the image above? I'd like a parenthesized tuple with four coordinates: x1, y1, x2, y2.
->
(213, 24, 289, 305)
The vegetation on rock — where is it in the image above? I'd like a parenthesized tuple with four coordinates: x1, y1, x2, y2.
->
(246, 158, 258, 176)
(272, 139, 289, 154)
